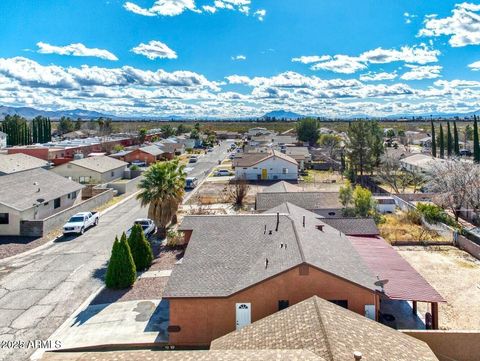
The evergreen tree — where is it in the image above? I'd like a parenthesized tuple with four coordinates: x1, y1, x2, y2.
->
(446, 121, 453, 157)
(439, 125, 445, 159)
(127, 224, 154, 271)
(105, 233, 136, 289)
(431, 119, 436, 157)
(453, 121, 460, 155)
(474, 115, 480, 163)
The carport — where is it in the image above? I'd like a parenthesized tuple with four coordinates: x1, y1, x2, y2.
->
(349, 236, 445, 329)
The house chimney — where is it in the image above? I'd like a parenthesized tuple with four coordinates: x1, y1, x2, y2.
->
(275, 212, 279, 231)
(303, 216, 305, 228)
(353, 351, 362, 360)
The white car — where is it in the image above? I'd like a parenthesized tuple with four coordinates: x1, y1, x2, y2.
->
(127, 218, 156, 238)
(63, 212, 99, 235)
(215, 169, 232, 177)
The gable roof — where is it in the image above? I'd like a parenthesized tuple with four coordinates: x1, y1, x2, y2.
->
(164, 202, 377, 298)
(68, 156, 127, 173)
(0, 153, 49, 174)
(211, 296, 439, 361)
(262, 181, 302, 193)
(234, 150, 298, 167)
(0, 168, 84, 211)
(138, 145, 164, 156)
(256, 191, 341, 211)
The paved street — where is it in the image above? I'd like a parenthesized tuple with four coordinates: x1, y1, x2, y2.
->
(0, 142, 231, 361)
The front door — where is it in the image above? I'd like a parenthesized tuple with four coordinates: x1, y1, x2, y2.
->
(261, 168, 268, 180)
(236, 303, 251, 330)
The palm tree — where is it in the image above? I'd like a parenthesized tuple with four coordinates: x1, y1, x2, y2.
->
(137, 159, 186, 238)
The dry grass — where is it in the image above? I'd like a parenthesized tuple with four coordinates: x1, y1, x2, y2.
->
(379, 212, 447, 245)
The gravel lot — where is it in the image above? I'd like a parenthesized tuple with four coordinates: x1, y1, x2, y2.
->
(397, 246, 480, 330)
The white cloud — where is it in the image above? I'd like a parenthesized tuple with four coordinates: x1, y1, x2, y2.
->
(468, 60, 480, 71)
(360, 71, 398, 82)
(123, 0, 198, 17)
(311, 55, 367, 74)
(291, 55, 330, 64)
(400, 65, 442, 80)
(36, 42, 118, 61)
(202, 5, 217, 13)
(419, 2, 480, 47)
(231, 55, 246, 61)
(253, 9, 266, 21)
(131, 40, 177, 60)
(404, 12, 417, 24)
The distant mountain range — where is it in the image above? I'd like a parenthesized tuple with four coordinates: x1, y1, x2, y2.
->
(0, 105, 478, 121)
(262, 110, 305, 120)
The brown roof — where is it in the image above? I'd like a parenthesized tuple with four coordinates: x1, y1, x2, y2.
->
(349, 236, 445, 303)
(211, 296, 439, 361)
(234, 150, 298, 167)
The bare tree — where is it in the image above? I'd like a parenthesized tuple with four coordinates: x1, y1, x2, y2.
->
(377, 154, 425, 193)
(227, 177, 250, 208)
(428, 161, 480, 221)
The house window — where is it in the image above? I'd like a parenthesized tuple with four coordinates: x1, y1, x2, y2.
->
(111, 171, 115, 177)
(54, 198, 61, 209)
(79, 176, 90, 184)
(0, 213, 9, 224)
(282, 168, 288, 174)
(330, 300, 348, 309)
(278, 300, 289, 310)
(71, 191, 77, 199)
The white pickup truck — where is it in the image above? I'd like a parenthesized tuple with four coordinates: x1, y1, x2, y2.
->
(63, 212, 99, 235)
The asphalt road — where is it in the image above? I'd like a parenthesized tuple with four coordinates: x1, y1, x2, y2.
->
(0, 141, 231, 361)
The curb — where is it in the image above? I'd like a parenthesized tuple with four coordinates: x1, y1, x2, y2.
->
(0, 191, 141, 265)
(30, 284, 106, 361)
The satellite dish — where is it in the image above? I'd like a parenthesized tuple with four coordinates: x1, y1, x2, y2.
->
(36, 198, 45, 203)
(375, 279, 389, 292)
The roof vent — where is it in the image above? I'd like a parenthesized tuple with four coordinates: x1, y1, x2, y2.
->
(303, 215, 305, 228)
(268, 230, 273, 235)
(316, 225, 324, 232)
(265, 258, 269, 269)
(275, 212, 279, 232)
(353, 351, 362, 360)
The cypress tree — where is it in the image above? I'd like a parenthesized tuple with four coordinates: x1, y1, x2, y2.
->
(447, 121, 453, 157)
(439, 125, 445, 159)
(453, 121, 460, 155)
(474, 115, 480, 163)
(431, 119, 436, 157)
(105, 233, 136, 289)
(127, 224, 153, 271)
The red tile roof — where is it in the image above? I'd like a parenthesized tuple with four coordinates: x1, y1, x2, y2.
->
(348, 236, 445, 303)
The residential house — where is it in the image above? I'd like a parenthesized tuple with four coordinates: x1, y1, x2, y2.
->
(51, 156, 127, 184)
(375, 196, 397, 213)
(0, 131, 7, 148)
(400, 153, 446, 175)
(284, 146, 311, 171)
(0, 153, 49, 175)
(211, 296, 439, 361)
(175, 135, 196, 150)
(0, 168, 84, 235)
(156, 139, 185, 158)
(246, 127, 272, 137)
(122, 145, 164, 165)
(233, 151, 298, 180)
(255, 182, 342, 217)
(165, 202, 444, 346)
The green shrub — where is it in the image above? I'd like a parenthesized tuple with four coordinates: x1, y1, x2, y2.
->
(105, 233, 136, 289)
(127, 224, 154, 271)
(166, 229, 183, 247)
(130, 164, 140, 171)
(416, 203, 455, 226)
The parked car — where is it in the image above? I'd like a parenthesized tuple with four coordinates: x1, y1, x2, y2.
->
(126, 218, 156, 238)
(460, 149, 473, 156)
(63, 212, 99, 235)
(215, 169, 232, 177)
(189, 156, 198, 164)
(131, 160, 147, 167)
(185, 177, 198, 189)
(229, 153, 236, 160)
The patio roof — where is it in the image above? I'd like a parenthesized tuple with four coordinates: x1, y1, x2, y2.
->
(348, 236, 445, 303)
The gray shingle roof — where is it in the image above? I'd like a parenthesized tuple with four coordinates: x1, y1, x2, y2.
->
(0, 153, 49, 174)
(320, 218, 379, 236)
(69, 156, 127, 173)
(262, 181, 302, 193)
(211, 296, 439, 361)
(164, 202, 377, 298)
(0, 168, 84, 211)
(256, 191, 341, 211)
(138, 145, 164, 156)
(234, 151, 298, 167)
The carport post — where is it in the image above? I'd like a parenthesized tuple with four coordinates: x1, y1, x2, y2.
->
(431, 302, 439, 329)
(412, 301, 417, 314)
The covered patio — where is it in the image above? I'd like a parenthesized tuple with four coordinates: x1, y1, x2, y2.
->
(349, 236, 445, 330)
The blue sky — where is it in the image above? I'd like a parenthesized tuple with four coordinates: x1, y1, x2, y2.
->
(0, 0, 480, 118)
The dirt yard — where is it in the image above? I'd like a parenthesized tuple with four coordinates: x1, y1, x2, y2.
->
(397, 246, 480, 330)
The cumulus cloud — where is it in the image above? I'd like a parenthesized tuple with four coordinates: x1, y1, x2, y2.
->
(400, 65, 442, 80)
(360, 71, 398, 82)
(294, 44, 439, 74)
(253, 9, 266, 21)
(36, 42, 118, 61)
(418, 2, 480, 47)
(231, 55, 246, 61)
(123, 0, 198, 16)
(131, 40, 177, 60)
(468, 60, 480, 71)
(404, 12, 417, 24)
